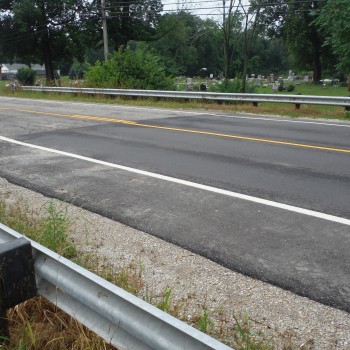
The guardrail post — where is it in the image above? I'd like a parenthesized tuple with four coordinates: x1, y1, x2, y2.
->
(0, 283, 8, 342)
(295, 93, 301, 109)
(0, 238, 37, 343)
(252, 102, 258, 107)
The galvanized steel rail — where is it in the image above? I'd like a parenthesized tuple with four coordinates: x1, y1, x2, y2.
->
(21, 85, 350, 109)
(0, 222, 232, 350)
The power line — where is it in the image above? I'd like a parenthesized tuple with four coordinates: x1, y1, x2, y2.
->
(103, 6, 320, 16)
(0, 0, 324, 16)
(0, 0, 324, 44)
(102, 0, 325, 8)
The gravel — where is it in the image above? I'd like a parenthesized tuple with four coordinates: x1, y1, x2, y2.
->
(0, 176, 349, 349)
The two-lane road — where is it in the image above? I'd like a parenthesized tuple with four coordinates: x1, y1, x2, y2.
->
(0, 97, 349, 311)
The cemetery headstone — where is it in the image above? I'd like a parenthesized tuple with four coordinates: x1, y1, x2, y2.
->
(186, 77, 193, 91)
(256, 75, 262, 86)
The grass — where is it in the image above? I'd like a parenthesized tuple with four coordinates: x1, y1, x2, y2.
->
(0, 192, 282, 349)
(5, 298, 115, 350)
(0, 197, 112, 349)
(1, 78, 349, 120)
(156, 288, 174, 313)
(0, 199, 76, 259)
(256, 82, 349, 97)
(195, 307, 214, 334)
(232, 314, 272, 350)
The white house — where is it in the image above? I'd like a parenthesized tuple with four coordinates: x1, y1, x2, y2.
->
(0, 63, 45, 79)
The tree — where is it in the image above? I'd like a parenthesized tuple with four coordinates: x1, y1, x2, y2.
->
(150, 12, 199, 76)
(90, 0, 163, 52)
(252, 0, 287, 38)
(314, 0, 350, 89)
(239, 0, 263, 92)
(0, 0, 90, 81)
(150, 12, 222, 77)
(221, 0, 243, 79)
(190, 18, 223, 77)
(283, 0, 325, 82)
(249, 36, 289, 76)
(255, 0, 330, 82)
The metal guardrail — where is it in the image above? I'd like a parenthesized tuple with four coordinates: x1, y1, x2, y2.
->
(21, 85, 350, 109)
(0, 222, 232, 350)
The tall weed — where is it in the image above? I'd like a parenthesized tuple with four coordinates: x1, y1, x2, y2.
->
(40, 201, 75, 257)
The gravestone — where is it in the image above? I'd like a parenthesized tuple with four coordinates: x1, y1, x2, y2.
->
(288, 70, 295, 82)
(186, 77, 193, 91)
(256, 75, 262, 86)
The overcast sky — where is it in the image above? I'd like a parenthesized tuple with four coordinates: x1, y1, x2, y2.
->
(161, 0, 250, 21)
(162, 0, 223, 19)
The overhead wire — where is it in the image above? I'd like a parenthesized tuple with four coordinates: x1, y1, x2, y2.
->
(0, 0, 323, 15)
(101, 0, 325, 8)
(0, 0, 324, 43)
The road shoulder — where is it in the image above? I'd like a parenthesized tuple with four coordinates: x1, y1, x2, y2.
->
(0, 176, 349, 349)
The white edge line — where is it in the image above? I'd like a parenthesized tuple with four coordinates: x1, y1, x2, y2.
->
(1, 96, 350, 128)
(1, 135, 350, 227)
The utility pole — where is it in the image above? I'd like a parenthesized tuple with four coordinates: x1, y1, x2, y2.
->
(101, 0, 109, 61)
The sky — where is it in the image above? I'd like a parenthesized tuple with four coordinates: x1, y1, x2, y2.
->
(161, 0, 251, 21)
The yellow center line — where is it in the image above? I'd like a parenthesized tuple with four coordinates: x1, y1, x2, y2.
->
(1, 107, 73, 118)
(1, 107, 350, 154)
(134, 122, 350, 153)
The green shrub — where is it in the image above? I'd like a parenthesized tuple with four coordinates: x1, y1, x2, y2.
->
(85, 47, 175, 90)
(211, 78, 242, 93)
(16, 67, 37, 85)
(246, 81, 258, 93)
(69, 61, 91, 80)
(211, 79, 258, 94)
(69, 69, 76, 80)
(287, 84, 295, 92)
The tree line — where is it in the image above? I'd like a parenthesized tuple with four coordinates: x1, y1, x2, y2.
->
(0, 0, 349, 89)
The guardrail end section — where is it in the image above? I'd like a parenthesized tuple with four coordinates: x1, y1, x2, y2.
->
(0, 237, 37, 310)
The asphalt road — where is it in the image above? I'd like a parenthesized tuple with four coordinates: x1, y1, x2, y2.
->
(0, 96, 349, 312)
